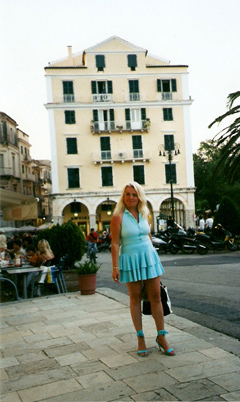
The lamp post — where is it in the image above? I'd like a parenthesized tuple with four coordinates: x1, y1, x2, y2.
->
(158, 141, 180, 225)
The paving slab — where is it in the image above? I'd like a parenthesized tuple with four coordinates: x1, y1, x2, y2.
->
(0, 291, 239, 402)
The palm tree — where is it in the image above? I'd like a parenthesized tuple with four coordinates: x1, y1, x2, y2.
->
(208, 91, 240, 184)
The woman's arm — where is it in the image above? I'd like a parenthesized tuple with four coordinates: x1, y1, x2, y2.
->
(110, 214, 122, 283)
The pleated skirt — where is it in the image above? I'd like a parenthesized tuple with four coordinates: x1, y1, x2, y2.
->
(118, 239, 164, 283)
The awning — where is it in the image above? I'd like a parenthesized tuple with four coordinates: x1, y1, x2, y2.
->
(0, 188, 38, 221)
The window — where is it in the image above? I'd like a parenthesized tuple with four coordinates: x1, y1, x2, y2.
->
(91, 81, 112, 94)
(66, 138, 78, 154)
(163, 108, 173, 121)
(129, 80, 139, 101)
(65, 110, 76, 124)
(101, 166, 113, 186)
(93, 109, 115, 131)
(67, 168, 80, 188)
(133, 165, 145, 185)
(22, 164, 24, 173)
(165, 164, 177, 184)
(132, 135, 143, 158)
(63, 81, 74, 102)
(21, 146, 23, 154)
(96, 55, 105, 71)
(164, 135, 174, 151)
(100, 137, 111, 160)
(128, 54, 137, 70)
(157, 79, 177, 92)
(125, 108, 146, 129)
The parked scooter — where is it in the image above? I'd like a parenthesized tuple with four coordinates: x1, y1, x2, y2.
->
(155, 226, 197, 254)
(188, 225, 238, 254)
(97, 233, 111, 252)
(152, 235, 169, 254)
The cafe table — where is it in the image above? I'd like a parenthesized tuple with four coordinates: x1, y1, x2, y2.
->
(0, 264, 44, 300)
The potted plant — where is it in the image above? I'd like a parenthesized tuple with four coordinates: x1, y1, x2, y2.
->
(74, 259, 101, 295)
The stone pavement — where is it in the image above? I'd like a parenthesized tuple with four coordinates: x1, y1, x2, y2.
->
(0, 289, 240, 402)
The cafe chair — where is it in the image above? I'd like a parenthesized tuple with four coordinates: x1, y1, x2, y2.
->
(56, 255, 68, 293)
(31, 263, 61, 298)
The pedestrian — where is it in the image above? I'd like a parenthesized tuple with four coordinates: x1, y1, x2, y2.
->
(205, 214, 213, 234)
(110, 181, 175, 357)
(86, 228, 98, 257)
(198, 215, 205, 232)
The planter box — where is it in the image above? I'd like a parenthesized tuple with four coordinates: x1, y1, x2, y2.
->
(63, 270, 79, 292)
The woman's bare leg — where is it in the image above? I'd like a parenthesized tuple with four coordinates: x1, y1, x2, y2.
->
(145, 277, 173, 353)
(126, 281, 147, 354)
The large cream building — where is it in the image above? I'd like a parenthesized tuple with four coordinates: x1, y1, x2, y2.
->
(45, 36, 195, 234)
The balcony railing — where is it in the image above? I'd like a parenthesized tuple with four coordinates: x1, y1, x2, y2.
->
(0, 134, 18, 146)
(156, 92, 178, 101)
(23, 173, 36, 181)
(93, 149, 152, 164)
(91, 120, 150, 133)
(63, 94, 75, 102)
(129, 93, 140, 101)
(92, 94, 113, 102)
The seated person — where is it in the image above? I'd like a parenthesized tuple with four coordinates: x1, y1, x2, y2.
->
(26, 245, 44, 267)
(7, 239, 26, 261)
(37, 239, 55, 265)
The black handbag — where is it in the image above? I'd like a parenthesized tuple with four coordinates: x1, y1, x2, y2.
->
(142, 282, 173, 316)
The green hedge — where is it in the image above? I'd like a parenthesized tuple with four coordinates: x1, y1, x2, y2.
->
(36, 220, 86, 268)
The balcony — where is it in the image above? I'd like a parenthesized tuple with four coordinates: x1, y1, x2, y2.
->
(23, 173, 36, 182)
(0, 167, 20, 178)
(129, 93, 140, 101)
(63, 94, 75, 103)
(156, 92, 178, 101)
(0, 133, 18, 146)
(93, 149, 152, 164)
(92, 94, 113, 102)
(91, 120, 150, 134)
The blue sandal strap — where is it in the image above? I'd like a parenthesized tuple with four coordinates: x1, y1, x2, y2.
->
(136, 330, 144, 337)
(157, 330, 168, 337)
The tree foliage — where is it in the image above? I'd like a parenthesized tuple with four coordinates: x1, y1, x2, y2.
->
(213, 196, 240, 236)
(193, 140, 240, 214)
(36, 220, 86, 268)
(208, 91, 240, 184)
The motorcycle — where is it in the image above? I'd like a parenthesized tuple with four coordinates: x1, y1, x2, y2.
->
(154, 226, 197, 254)
(152, 235, 169, 254)
(97, 234, 111, 252)
(188, 225, 238, 254)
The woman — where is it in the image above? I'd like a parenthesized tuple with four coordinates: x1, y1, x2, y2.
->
(110, 181, 175, 357)
(37, 239, 55, 265)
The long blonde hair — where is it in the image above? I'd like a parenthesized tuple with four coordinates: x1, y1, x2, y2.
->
(37, 239, 54, 259)
(113, 181, 149, 219)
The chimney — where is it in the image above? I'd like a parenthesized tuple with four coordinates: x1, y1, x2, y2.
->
(67, 46, 73, 65)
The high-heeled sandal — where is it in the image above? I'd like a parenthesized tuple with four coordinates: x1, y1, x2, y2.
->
(136, 330, 149, 357)
(156, 330, 175, 356)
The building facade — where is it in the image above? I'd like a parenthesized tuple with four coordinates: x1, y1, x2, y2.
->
(45, 36, 195, 234)
(0, 112, 52, 227)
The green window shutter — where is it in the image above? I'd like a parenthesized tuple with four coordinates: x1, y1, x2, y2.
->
(101, 166, 113, 186)
(91, 81, 97, 94)
(125, 109, 130, 121)
(141, 108, 146, 120)
(93, 110, 98, 122)
(96, 55, 105, 70)
(66, 138, 78, 154)
(107, 81, 113, 94)
(165, 164, 176, 184)
(157, 79, 162, 92)
(65, 111, 75, 124)
(63, 81, 74, 94)
(163, 108, 173, 121)
(128, 54, 137, 68)
(100, 137, 110, 151)
(133, 165, 145, 185)
(129, 80, 139, 93)
(68, 168, 80, 188)
(109, 109, 114, 121)
(164, 135, 174, 151)
(132, 135, 142, 149)
(171, 79, 177, 92)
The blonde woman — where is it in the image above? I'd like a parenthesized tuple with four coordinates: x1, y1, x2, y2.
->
(37, 239, 54, 265)
(110, 182, 175, 357)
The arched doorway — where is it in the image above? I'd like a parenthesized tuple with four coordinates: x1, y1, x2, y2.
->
(160, 198, 185, 227)
(96, 199, 116, 234)
(62, 201, 89, 235)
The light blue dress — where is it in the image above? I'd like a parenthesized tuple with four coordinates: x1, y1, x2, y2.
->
(118, 209, 164, 283)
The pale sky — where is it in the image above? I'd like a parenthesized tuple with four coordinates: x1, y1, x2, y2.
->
(1, 0, 239, 160)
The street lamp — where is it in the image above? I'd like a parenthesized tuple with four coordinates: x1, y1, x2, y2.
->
(158, 140, 180, 224)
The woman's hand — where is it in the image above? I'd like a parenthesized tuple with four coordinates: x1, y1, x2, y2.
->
(112, 268, 120, 283)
